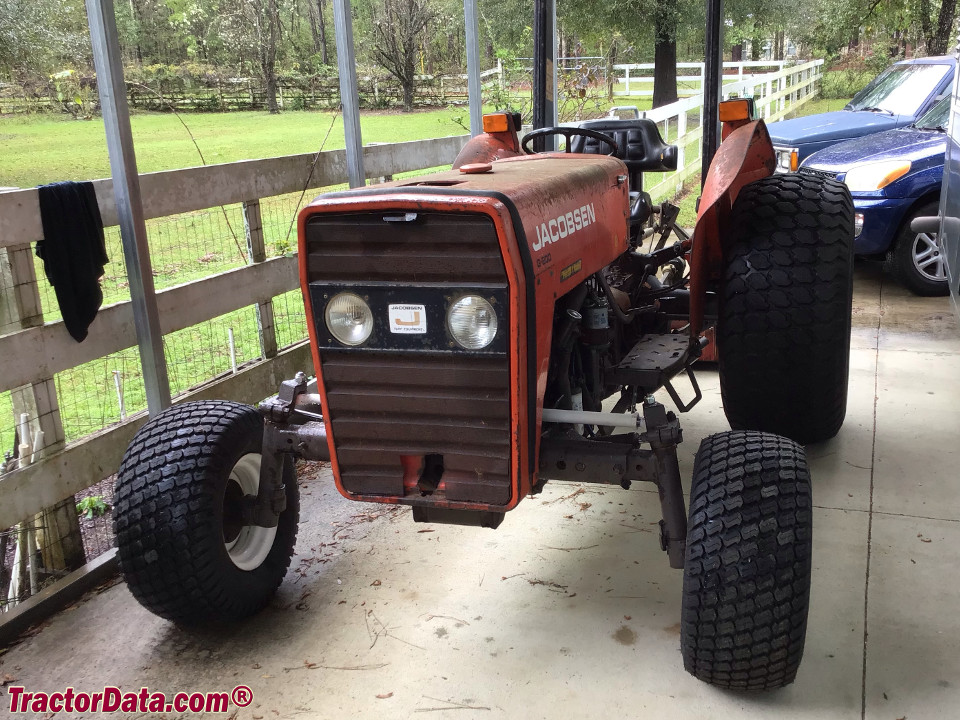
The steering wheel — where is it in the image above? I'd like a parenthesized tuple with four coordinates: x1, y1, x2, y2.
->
(521, 126, 619, 156)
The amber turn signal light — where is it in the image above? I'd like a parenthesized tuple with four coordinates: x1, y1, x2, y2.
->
(719, 99, 752, 122)
(482, 113, 510, 133)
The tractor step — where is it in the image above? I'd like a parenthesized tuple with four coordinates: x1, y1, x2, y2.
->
(610, 333, 691, 392)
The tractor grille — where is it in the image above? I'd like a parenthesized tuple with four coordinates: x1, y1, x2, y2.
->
(304, 211, 513, 506)
(304, 212, 506, 283)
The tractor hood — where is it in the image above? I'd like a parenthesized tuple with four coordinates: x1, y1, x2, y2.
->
(801, 127, 947, 174)
(767, 110, 902, 147)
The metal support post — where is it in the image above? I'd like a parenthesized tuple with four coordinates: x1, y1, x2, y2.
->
(701, 0, 724, 187)
(464, 0, 483, 136)
(332, 0, 365, 188)
(532, 0, 557, 150)
(85, 0, 171, 414)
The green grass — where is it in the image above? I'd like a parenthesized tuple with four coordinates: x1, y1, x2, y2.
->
(0, 108, 472, 188)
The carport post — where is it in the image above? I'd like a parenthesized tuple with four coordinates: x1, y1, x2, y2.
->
(85, 0, 171, 414)
(532, 0, 558, 150)
(701, 0, 724, 187)
(332, 0, 365, 188)
(464, 0, 483, 136)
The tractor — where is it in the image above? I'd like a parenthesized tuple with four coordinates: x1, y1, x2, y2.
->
(113, 75, 854, 692)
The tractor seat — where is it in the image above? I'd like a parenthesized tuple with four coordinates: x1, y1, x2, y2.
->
(570, 118, 678, 180)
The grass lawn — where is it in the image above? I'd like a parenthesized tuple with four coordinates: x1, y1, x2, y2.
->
(0, 88, 847, 452)
(0, 108, 473, 188)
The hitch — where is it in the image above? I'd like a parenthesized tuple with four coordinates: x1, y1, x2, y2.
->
(248, 372, 331, 528)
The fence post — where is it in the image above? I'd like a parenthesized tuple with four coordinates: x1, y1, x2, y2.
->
(624, 66, 630, 95)
(242, 200, 278, 360)
(676, 107, 687, 189)
(0, 245, 85, 582)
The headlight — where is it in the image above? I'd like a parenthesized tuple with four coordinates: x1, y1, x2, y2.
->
(843, 160, 912, 192)
(447, 295, 498, 350)
(325, 292, 373, 346)
(775, 147, 798, 172)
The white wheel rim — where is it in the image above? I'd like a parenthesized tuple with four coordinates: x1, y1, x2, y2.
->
(223, 453, 277, 571)
(912, 232, 947, 283)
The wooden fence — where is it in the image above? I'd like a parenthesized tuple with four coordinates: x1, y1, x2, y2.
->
(0, 134, 469, 627)
(0, 68, 503, 114)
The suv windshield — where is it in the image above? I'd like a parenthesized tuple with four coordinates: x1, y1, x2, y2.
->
(846, 63, 950, 116)
(915, 95, 951, 130)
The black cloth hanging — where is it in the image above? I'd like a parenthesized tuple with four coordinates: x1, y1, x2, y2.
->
(35, 181, 109, 342)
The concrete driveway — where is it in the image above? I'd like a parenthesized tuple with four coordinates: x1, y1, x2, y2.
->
(2, 263, 959, 719)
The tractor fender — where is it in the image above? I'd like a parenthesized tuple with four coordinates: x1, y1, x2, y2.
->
(687, 119, 776, 335)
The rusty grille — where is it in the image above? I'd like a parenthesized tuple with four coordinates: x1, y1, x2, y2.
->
(305, 212, 506, 283)
(304, 211, 513, 506)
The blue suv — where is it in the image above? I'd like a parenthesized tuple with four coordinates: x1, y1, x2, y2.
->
(768, 56, 955, 172)
(801, 95, 950, 295)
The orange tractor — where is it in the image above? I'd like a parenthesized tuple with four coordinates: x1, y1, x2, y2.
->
(114, 89, 854, 691)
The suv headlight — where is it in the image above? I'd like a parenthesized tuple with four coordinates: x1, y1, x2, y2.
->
(325, 292, 374, 346)
(843, 160, 912, 192)
(775, 147, 798, 172)
(447, 295, 498, 350)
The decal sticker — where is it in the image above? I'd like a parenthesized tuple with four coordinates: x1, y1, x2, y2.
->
(388, 304, 427, 334)
(560, 259, 583, 281)
(533, 203, 596, 252)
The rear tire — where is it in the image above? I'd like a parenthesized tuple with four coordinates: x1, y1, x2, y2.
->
(114, 401, 299, 624)
(717, 173, 854, 444)
(888, 201, 949, 296)
(681, 430, 813, 690)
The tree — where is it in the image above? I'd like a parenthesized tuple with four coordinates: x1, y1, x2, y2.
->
(920, 0, 959, 54)
(216, 0, 283, 111)
(308, 0, 330, 65)
(653, 1, 679, 107)
(369, 0, 436, 111)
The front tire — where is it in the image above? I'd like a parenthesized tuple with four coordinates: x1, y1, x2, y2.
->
(681, 431, 813, 690)
(888, 201, 949, 296)
(114, 401, 299, 624)
(717, 173, 854, 444)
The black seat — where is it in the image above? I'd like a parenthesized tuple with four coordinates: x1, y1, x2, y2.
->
(571, 118, 678, 234)
(570, 118, 678, 188)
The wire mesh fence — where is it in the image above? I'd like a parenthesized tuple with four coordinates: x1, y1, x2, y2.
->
(0, 137, 469, 615)
(0, 482, 114, 613)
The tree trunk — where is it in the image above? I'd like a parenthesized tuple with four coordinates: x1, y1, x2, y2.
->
(606, 36, 618, 101)
(264, 0, 280, 113)
(752, 26, 763, 60)
(920, 0, 934, 51)
(403, 55, 416, 111)
(318, 0, 329, 65)
(931, 0, 958, 54)
(652, 3, 678, 109)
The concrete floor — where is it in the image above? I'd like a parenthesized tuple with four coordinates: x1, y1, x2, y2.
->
(2, 264, 959, 720)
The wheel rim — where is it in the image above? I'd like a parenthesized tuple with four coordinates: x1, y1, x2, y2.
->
(912, 231, 947, 282)
(222, 453, 277, 571)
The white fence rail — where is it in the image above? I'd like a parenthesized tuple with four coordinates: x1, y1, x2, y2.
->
(624, 59, 824, 200)
(613, 60, 792, 97)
